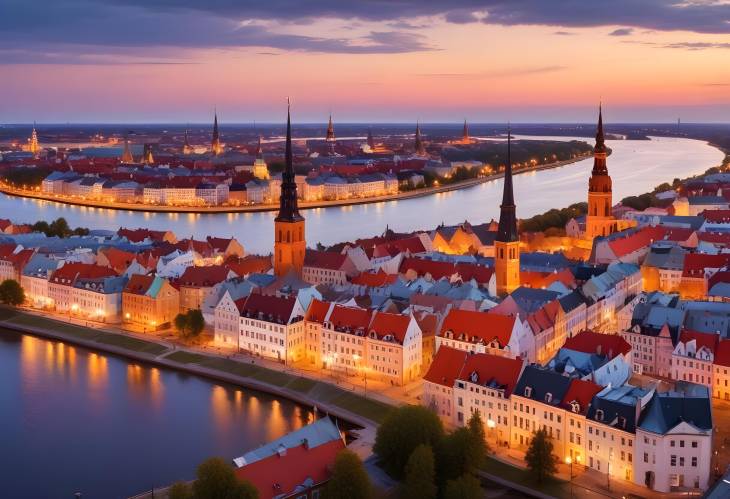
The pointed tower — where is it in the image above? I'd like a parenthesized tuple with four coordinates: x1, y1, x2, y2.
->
(183, 127, 194, 155)
(414, 121, 426, 156)
(326, 114, 336, 143)
(494, 127, 520, 296)
(211, 110, 223, 156)
(367, 127, 375, 150)
(585, 104, 614, 240)
(143, 144, 154, 164)
(27, 123, 41, 158)
(274, 101, 306, 277)
(252, 134, 269, 180)
(462, 119, 469, 142)
(121, 133, 134, 163)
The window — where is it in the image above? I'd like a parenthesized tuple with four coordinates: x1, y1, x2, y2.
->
(670, 455, 676, 466)
(692, 457, 697, 467)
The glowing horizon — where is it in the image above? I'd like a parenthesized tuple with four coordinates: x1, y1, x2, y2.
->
(3, 1, 730, 123)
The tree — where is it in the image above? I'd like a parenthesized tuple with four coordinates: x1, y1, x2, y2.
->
(524, 428, 558, 483)
(443, 473, 482, 499)
(48, 217, 71, 237)
(324, 449, 372, 499)
(374, 405, 444, 478)
(193, 457, 258, 499)
(0, 279, 25, 306)
(466, 411, 489, 466)
(168, 481, 192, 499)
(174, 313, 189, 336)
(401, 444, 436, 499)
(187, 309, 205, 337)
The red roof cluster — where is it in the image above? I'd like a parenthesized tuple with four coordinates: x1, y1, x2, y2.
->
(561, 379, 603, 415)
(304, 250, 348, 270)
(328, 304, 372, 331)
(118, 227, 175, 244)
(50, 262, 118, 285)
(439, 309, 516, 347)
(678, 328, 720, 354)
(369, 312, 410, 343)
(682, 253, 730, 278)
(702, 209, 730, 224)
(562, 330, 631, 359)
(350, 269, 397, 287)
(400, 257, 493, 285)
(178, 265, 231, 287)
(240, 293, 298, 323)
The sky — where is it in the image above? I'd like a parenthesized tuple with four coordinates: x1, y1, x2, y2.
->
(2, 0, 730, 123)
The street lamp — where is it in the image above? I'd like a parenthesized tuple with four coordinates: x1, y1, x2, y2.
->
(565, 456, 573, 498)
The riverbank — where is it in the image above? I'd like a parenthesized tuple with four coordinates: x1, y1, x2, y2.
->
(0, 154, 590, 214)
(0, 306, 395, 430)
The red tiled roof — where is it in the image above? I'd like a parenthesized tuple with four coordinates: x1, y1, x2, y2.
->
(240, 293, 298, 323)
(226, 255, 272, 277)
(607, 226, 694, 259)
(305, 298, 331, 324)
(118, 227, 173, 243)
(454, 262, 494, 285)
(423, 345, 468, 387)
(99, 247, 138, 273)
(206, 236, 235, 252)
(715, 339, 730, 367)
(561, 379, 603, 415)
(678, 328, 720, 354)
(399, 257, 455, 280)
(562, 330, 631, 358)
(0, 243, 17, 259)
(702, 209, 730, 223)
(0, 219, 12, 231)
(698, 232, 730, 245)
(439, 309, 516, 347)
(414, 311, 439, 338)
(682, 253, 730, 278)
(458, 352, 523, 397)
(235, 438, 345, 499)
(176, 238, 214, 257)
(50, 262, 118, 284)
(526, 300, 560, 334)
(304, 250, 348, 270)
(6, 248, 34, 271)
(178, 265, 231, 287)
(328, 304, 372, 330)
(350, 269, 397, 287)
(369, 312, 410, 343)
(124, 274, 156, 295)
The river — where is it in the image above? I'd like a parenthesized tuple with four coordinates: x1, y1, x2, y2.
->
(0, 330, 315, 499)
(0, 136, 722, 254)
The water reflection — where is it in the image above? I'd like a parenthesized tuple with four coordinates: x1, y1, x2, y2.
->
(3, 331, 317, 498)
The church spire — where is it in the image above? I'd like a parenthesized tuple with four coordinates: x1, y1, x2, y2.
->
(326, 114, 335, 143)
(414, 121, 426, 156)
(592, 103, 608, 175)
(496, 127, 518, 243)
(276, 100, 303, 223)
(462, 119, 469, 141)
(255, 134, 263, 159)
(367, 127, 375, 150)
(211, 109, 222, 155)
(121, 132, 134, 163)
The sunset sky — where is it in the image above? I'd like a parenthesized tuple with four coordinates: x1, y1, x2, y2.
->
(3, 0, 730, 123)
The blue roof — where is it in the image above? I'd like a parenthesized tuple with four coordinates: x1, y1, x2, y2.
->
(638, 383, 712, 435)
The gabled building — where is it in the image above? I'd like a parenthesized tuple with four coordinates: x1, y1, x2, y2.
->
(178, 264, 236, 312)
(122, 274, 179, 330)
(238, 293, 306, 364)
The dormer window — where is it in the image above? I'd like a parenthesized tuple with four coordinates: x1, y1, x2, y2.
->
(524, 386, 532, 398)
(571, 401, 580, 413)
(596, 409, 604, 421)
(470, 371, 478, 384)
(545, 392, 553, 404)
(618, 416, 627, 429)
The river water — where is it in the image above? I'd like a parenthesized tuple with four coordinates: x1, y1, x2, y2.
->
(1, 136, 722, 254)
(0, 330, 315, 498)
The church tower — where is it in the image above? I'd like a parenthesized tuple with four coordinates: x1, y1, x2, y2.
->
(211, 110, 223, 156)
(121, 133, 134, 163)
(414, 121, 426, 156)
(274, 102, 306, 277)
(27, 123, 41, 158)
(326, 114, 336, 143)
(462, 119, 469, 142)
(585, 105, 614, 240)
(494, 128, 520, 297)
(183, 127, 194, 155)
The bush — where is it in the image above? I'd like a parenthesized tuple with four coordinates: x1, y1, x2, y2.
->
(443, 473, 482, 499)
(168, 481, 192, 499)
(401, 445, 436, 499)
(175, 309, 206, 338)
(193, 457, 258, 499)
(373, 405, 444, 478)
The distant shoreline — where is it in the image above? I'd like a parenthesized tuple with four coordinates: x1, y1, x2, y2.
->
(0, 154, 591, 214)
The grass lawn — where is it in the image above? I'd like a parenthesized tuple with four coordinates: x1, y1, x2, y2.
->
(7, 313, 102, 340)
(165, 351, 207, 364)
(286, 377, 317, 393)
(482, 456, 568, 497)
(96, 333, 168, 355)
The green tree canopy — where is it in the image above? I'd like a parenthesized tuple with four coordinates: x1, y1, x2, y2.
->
(0, 279, 25, 306)
(324, 449, 372, 499)
(174, 312, 189, 336)
(400, 444, 436, 499)
(373, 405, 445, 478)
(524, 428, 558, 484)
(443, 473, 482, 499)
(168, 481, 192, 499)
(193, 457, 258, 499)
(187, 309, 205, 337)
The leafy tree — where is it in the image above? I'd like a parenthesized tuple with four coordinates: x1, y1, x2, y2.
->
(174, 313, 189, 336)
(192, 457, 258, 499)
(466, 411, 489, 466)
(443, 473, 482, 499)
(524, 428, 558, 483)
(187, 309, 205, 337)
(168, 481, 192, 499)
(31, 218, 88, 238)
(31, 221, 50, 235)
(0, 279, 25, 306)
(324, 449, 372, 499)
(437, 412, 489, 484)
(374, 405, 445, 478)
(48, 217, 71, 237)
(400, 444, 436, 499)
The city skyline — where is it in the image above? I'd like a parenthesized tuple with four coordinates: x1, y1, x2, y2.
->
(3, 1, 730, 123)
